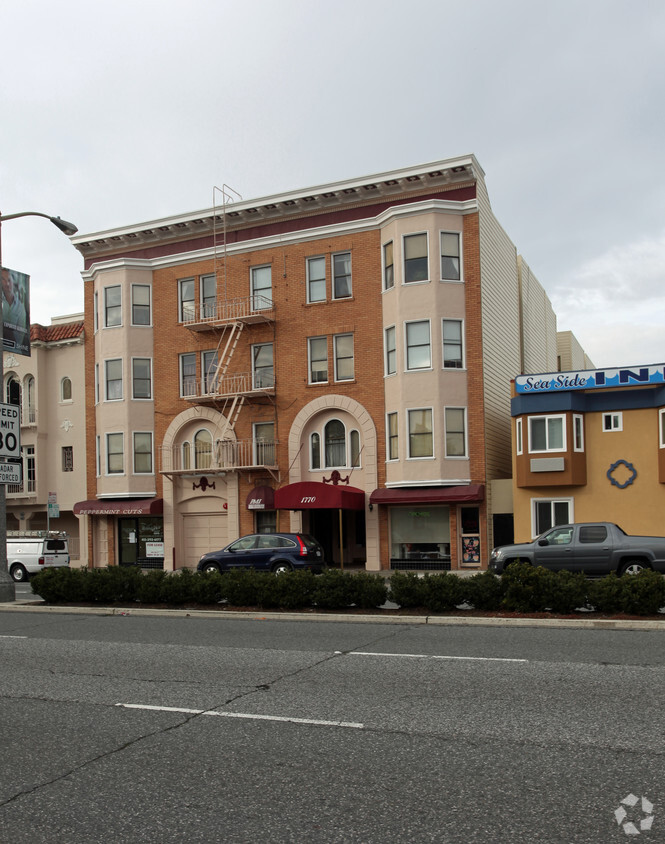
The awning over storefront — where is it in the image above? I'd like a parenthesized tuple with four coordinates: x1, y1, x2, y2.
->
(369, 484, 485, 505)
(245, 485, 275, 510)
(73, 498, 164, 516)
(274, 481, 365, 511)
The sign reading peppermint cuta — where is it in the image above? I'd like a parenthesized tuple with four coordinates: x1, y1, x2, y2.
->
(515, 364, 665, 394)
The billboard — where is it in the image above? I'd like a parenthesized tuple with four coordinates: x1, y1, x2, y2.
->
(1, 265, 30, 356)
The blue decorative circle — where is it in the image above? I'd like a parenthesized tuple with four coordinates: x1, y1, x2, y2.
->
(607, 459, 637, 489)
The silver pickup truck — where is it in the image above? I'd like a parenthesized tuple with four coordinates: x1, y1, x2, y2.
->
(489, 523, 665, 576)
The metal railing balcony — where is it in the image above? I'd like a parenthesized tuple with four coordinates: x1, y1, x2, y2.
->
(182, 295, 274, 330)
(182, 371, 274, 401)
(160, 439, 278, 474)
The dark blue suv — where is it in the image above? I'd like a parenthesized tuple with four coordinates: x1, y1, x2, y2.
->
(197, 533, 325, 575)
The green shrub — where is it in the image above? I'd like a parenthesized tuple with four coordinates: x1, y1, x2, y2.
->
(547, 570, 588, 614)
(388, 571, 428, 609)
(351, 572, 388, 609)
(617, 569, 665, 616)
(312, 569, 357, 609)
(422, 572, 465, 612)
(136, 570, 167, 603)
(158, 568, 196, 605)
(190, 571, 225, 605)
(464, 570, 504, 611)
(500, 563, 557, 613)
(31, 567, 87, 602)
(586, 573, 623, 614)
(222, 569, 262, 607)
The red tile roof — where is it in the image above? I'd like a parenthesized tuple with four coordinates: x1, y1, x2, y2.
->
(30, 321, 84, 343)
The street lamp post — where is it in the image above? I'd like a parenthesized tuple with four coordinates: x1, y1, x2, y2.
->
(0, 211, 78, 602)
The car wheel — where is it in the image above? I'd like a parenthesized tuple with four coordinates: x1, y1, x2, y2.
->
(10, 564, 28, 582)
(202, 562, 221, 575)
(619, 560, 649, 576)
(271, 561, 293, 575)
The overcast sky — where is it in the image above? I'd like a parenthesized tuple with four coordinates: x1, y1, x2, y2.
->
(1, 0, 663, 369)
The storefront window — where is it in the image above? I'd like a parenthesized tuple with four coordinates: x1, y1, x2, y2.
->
(390, 506, 450, 563)
(118, 517, 164, 568)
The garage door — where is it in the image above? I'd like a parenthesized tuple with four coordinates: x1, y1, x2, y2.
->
(182, 513, 227, 567)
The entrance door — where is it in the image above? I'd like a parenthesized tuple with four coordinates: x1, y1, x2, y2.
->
(118, 517, 164, 568)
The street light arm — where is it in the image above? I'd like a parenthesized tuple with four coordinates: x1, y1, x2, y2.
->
(0, 211, 78, 236)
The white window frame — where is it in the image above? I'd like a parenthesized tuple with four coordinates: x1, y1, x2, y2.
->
(250, 265, 272, 310)
(602, 412, 623, 432)
(253, 421, 275, 466)
(104, 285, 122, 328)
(106, 432, 124, 476)
(200, 274, 217, 318)
(252, 343, 274, 390)
(132, 431, 154, 475)
(131, 357, 152, 400)
(96, 436, 101, 477)
(180, 353, 197, 397)
(310, 431, 321, 470)
(306, 256, 326, 303)
(333, 333, 354, 382)
(308, 336, 328, 384)
(93, 290, 99, 333)
(202, 350, 219, 394)
(94, 363, 99, 405)
(528, 414, 566, 453)
(516, 418, 523, 456)
(444, 406, 467, 458)
(387, 411, 399, 461)
(573, 414, 584, 452)
(442, 318, 464, 369)
(324, 418, 347, 468)
(384, 326, 396, 376)
(131, 283, 152, 326)
(405, 320, 432, 371)
(382, 241, 394, 290)
(407, 407, 434, 459)
(61, 376, 72, 403)
(440, 231, 462, 282)
(332, 251, 352, 300)
(402, 232, 429, 284)
(105, 358, 123, 402)
(178, 277, 196, 322)
(531, 498, 574, 539)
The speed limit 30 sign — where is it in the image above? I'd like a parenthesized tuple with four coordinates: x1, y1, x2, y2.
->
(0, 403, 20, 459)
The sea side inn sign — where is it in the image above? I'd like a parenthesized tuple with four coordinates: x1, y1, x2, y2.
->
(515, 365, 665, 395)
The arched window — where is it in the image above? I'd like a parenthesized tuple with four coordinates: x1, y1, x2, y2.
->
(194, 429, 212, 469)
(25, 376, 36, 424)
(61, 377, 72, 401)
(310, 432, 321, 469)
(324, 419, 346, 468)
(350, 429, 361, 467)
(182, 440, 191, 471)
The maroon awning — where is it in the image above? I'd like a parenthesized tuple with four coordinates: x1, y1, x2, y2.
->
(369, 484, 485, 505)
(274, 481, 365, 511)
(246, 485, 275, 510)
(73, 498, 164, 516)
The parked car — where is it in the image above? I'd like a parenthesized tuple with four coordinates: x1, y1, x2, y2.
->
(7, 532, 70, 582)
(197, 533, 325, 575)
(489, 522, 665, 576)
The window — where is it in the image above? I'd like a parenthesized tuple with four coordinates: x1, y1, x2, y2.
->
(405, 320, 431, 370)
(324, 419, 346, 467)
(133, 432, 153, 474)
(26, 376, 35, 423)
(408, 408, 433, 458)
(62, 446, 73, 472)
(533, 499, 573, 536)
(95, 364, 99, 404)
(178, 278, 195, 321)
(385, 326, 396, 375)
(252, 343, 274, 389)
(445, 407, 467, 457)
(251, 265, 272, 310)
(602, 412, 623, 432)
(516, 418, 523, 455)
(403, 233, 428, 283)
(573, 414, 584, 451)
(202, 351, 218, 394)
(107, 433, 124, 474)
(440, 232, 461, 281)
(332, 252, 352, 299)
(254, 422, 275, 465)
(201, 274, 216, 318)
(383, 241, 394, 290)
(25, 445, 35, 492)
(528, 415, 565, 452)
(194, 429, 212, 469)
(310, 432, 321, 469)
(334, 334, 354, 381)
(61, 377, 72, 402)
(131, 284, 151, 325)
(96, 436, 101, 476)
(387, 412, 398, 460)
(660, 409, 665, 448)
(307, 256, 326, 303)
(93, 291, 98, 332)
(350, 430, 360, 467)
(105, 359, 123, 401)
(442, 319, 464, 368)
(132, 358, 152, 399)
(579, 525, 608, 543)
(180, 353, 196, 397)
(182, 441, 191, 471)
(308, 337, 328, 383)
(104, 286, 121, 327)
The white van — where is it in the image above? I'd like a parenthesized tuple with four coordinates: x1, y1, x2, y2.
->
(6, 532, 70, 582)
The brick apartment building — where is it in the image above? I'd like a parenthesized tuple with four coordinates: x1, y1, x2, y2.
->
(71, 155, 561, 571)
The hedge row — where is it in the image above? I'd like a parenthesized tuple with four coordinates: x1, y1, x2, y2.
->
(29, 563, 665, 616)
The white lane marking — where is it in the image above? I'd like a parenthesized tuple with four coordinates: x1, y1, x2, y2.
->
(0, 635, 27, 639)
(115, 703, 364, 729)
(350, 651, 528, 663)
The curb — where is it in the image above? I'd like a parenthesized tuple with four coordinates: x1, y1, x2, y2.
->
(2, 602, 665, 631)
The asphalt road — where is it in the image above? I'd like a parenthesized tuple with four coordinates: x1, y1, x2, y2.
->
(0, 611, 663, 843)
